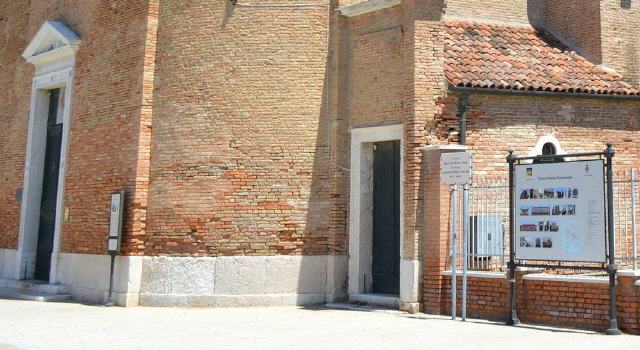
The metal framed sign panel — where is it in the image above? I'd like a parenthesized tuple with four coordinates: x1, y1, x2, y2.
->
(514, 159, 606, 263)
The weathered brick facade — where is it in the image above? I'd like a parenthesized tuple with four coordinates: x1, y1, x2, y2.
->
(144, 1, 334, 257)
(1, 0, 639, 331)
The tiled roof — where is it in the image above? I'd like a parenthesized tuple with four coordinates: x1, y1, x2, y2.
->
(444, 20, 640, 96)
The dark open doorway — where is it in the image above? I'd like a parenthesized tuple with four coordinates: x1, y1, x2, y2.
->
(371, 140, 400, 295)
(34, 88, 63, 281)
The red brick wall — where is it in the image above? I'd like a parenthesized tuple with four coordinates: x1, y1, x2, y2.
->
(601, 0, 640, 88)
(422, 148, 455, 314)
(444, 0, 544, 24)
(0, 0, 151, 251)
(0, 0, 107, 249)
(0, 1, 31, 249)
(437, 273, 640, 334)
(440, 275, 509, 320)
(437, 94, 640, 177)
(347, 7, 404, 129)
(404, 3, 448, 262)
(544, 0, 602, 64)
(61, 0, 157, 254)
(142, 0, 336, 256)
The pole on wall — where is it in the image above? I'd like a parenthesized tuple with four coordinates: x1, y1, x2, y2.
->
(462, 183, 470, 321)
(106, 253, 116, 307)
(506, 150, 520, 326)
(105, 190, 125, 307)
(604, 143, 621, 335)
(451, 185, 458, 320)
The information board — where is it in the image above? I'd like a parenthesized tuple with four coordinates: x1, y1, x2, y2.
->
(441, 152, 471, 185)
(514, 160, 606, 262)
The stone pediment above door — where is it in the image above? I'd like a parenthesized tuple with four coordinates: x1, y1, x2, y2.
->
(22, 21, 81, 72)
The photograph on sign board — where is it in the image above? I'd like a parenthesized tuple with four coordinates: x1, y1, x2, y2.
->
(536, 220, 559, 232)
(520, 236, 535, 248)
(531, 206, 550, 216)
(519, 222, 537, 232)
(543, 188, 555, 199)
(552, 204, 576, 216)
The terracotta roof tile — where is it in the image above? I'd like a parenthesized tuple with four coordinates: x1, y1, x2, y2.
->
(444, 20, 640, 96)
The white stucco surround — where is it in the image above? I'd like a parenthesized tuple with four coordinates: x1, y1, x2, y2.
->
(15, 21, 80, 281)
(348, 124, 419, 310)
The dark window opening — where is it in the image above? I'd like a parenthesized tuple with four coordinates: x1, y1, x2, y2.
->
(534, 142, 564, 164)
(541, 142, 556, 156)
(621, 0, 631, 10)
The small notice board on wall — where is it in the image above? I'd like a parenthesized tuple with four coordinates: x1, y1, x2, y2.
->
(514, 160, 606, 262)
(441, 152, 471, 186)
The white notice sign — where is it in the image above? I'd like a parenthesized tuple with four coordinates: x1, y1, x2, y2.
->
(514, 160, 606, 263)
(109, 192, 123, 238)
(441, 152, 471, 185)
(108, 191, 125, 253)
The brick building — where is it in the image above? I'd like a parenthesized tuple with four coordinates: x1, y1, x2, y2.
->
(1, 0, 639, 333)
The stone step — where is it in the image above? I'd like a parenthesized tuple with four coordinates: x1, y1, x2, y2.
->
(348, 293, 401, 309)
(0, 287, 72, 302)
(3, 280, 69, 295)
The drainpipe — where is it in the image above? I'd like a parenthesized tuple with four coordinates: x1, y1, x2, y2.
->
(457, 93, 469, 145)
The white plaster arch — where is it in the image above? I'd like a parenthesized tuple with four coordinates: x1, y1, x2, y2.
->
(526, 134, 569, 161)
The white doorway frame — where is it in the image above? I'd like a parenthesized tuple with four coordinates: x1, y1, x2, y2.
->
(348, 124, 404, 300)
(15, 21, 79, 282)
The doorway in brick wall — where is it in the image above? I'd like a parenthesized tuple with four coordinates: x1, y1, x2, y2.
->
(371, 140, 400, 295)
(348, 124, 404, 307)
(33, 88, 64, 281)
(17, 20, 78, 282)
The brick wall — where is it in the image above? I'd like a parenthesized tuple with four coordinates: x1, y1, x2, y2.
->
(440, 274, 509, 320)
(403, 1, 447, 262)
(0, 0, 157, 254)
(437, 273, 640, 334)
(444, 0, 544, 24)
(0, 0, 116, 249)
(347, 7, 404, 129)
(142, 0, 336, 256)
(601, 0, 640, 87)
(437, 94, 640, 177)
(422, 147, 456, 314)
(61, 0, 157, 254)
(544, 0, 602, 64)
(0, 1, 31, 249)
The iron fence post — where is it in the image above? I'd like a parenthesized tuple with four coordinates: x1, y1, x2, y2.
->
(462, 183, 470, 321)
(506, 150, 519, 326)
(450, 185, 458, 320)
(605, 143, 621, 335)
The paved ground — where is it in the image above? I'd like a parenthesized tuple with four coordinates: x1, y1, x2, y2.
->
(0, 300, 638, 350)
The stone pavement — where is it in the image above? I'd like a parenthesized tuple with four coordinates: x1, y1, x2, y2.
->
(0, 300, 638, 350)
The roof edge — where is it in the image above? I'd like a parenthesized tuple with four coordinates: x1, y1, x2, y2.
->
(448, 85, 640, 101)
